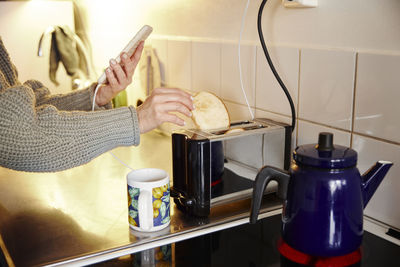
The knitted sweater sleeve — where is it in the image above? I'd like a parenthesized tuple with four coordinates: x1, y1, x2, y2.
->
(0, 85, 140, 172)
(24, 79, 112, 111)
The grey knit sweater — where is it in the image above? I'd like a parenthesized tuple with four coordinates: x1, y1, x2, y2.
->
(0, 38, 140, 172)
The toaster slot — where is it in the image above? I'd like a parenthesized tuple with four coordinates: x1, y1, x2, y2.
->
(211, 123, 266, 136)
(230, 120, 252, 126)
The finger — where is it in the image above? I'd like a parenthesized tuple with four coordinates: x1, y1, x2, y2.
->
(121, 53, 136, 78)
(151, 93, 194, 111)
(105, 67, 119, 88)
(122, 41, 144, 70)
(110, 58, 127, 85)
(131, 41, 145, 62)
(153, 87, 193, 99)
(161, 113, 185, 126)
(154, 101, 192, 118)
(156, 90, 194, 108)
(125, 42, 144, 76)
(164, 102, 193, 118)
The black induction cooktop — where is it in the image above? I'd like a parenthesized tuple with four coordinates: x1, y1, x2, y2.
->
(91, 214, 400, 267)
(174, 215, 400, 267)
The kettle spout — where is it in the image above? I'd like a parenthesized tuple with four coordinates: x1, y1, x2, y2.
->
(361, 160, 393, 207)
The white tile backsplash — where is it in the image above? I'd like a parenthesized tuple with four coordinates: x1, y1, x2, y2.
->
(147, 38, 168, 86)
(299, 48, 356, 130)
(221, 43, 256, 107)
(164, 38, 400, 229)
(224, 101, 255, 122)
(352, 134, 400, 229)
(167, 40, 191, 91)
(297, 120, 351, 147)
(192, 41, 220, 96)
(126, 38, 168, 106)
(255, 109, 292, 125)
(354, 52, 400, 144)
(256, 109, 297, 150)
(256, 45, 299, 117)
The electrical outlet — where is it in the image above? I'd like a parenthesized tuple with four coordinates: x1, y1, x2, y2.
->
(282, 0, 318, 8)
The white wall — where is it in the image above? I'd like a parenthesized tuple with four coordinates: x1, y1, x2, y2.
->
(83, 0, 400, 52)
(82, 0, 400, 230)
(0, 1, 75, 94)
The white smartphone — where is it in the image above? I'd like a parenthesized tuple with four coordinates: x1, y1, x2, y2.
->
(97, 25, 153, 84)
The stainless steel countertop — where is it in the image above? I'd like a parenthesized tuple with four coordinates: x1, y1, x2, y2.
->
(0, 131, 282, 267)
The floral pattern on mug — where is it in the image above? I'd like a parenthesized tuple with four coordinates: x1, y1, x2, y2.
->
(152, 184, 170, 226)
(132, 244, 172, 267)
(128, 185, 140, 227)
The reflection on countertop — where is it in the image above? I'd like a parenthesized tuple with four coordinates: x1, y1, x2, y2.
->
(92, 214, 400, 267)
(0, 131, 282, 266)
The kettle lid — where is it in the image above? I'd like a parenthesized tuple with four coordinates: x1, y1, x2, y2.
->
(293, 132, 357, 169)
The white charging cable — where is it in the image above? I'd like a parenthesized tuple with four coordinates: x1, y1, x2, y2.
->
(93, 3, 253, 169)
(92, 83, 101, 112)
(238, 0, 255, 120)
(92, 83, 134, 170)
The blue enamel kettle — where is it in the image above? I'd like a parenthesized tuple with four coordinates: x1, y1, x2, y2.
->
(250, 132, 393, 257)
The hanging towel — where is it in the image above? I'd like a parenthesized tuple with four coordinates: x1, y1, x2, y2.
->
(48, 25, 88, 87)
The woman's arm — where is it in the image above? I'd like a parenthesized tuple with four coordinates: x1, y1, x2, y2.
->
(26, 80, 106, 111)
(0, 85, 140, 172)
(0, 85, 193, 173)
(29, 42, 145, 111)
(0, 39, 194, 173)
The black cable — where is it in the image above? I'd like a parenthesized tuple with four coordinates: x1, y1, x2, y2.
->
(258, 0, 296, 132)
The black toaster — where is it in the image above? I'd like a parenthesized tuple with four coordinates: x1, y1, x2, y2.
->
(171, 118, 292, 217)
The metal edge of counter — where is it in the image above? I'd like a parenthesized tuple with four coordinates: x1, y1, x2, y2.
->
(0, 234, 14, 267)
(42, 208, 283, 267)
(364, 216, 400, 246)
(39, 209, 400, 266)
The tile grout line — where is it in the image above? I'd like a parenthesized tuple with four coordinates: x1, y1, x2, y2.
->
(252, 45, 257, 117)
(350, 52, 359, 148)
(153, 36, 400, 56)
(254, 45, 258, 115)
(189, 40, 192, 92)
(351, 132, 400, 147)
(190, 40, 193, 93)
(298, 118, 400, 147)
(218, 42, 222, 98)
(296, 49, 302, 147)
(186, 39, 399, 148)
(166, 40, 169, 87)
(298, 118, 352, 134)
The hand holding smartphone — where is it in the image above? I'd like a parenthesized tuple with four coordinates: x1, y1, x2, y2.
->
(97, 25, 153, 84)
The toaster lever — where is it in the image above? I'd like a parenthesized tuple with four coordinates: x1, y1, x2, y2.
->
(171, 187, 195, 207)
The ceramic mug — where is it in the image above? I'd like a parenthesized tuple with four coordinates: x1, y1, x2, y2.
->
(127, 168, 170, 232)
(131, 245, 172, 266)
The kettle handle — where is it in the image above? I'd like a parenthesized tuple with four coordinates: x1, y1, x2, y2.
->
(250, 166, 290, 224)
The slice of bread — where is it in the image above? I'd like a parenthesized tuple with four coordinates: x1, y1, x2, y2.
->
(157, 91, 230, 134)
(191, 91, 230, 130)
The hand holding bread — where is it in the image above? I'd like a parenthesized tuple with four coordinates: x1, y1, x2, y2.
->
(138, 88, 230, 134)
(136, 87, 194, 134)
(156, 90, 230, 134)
